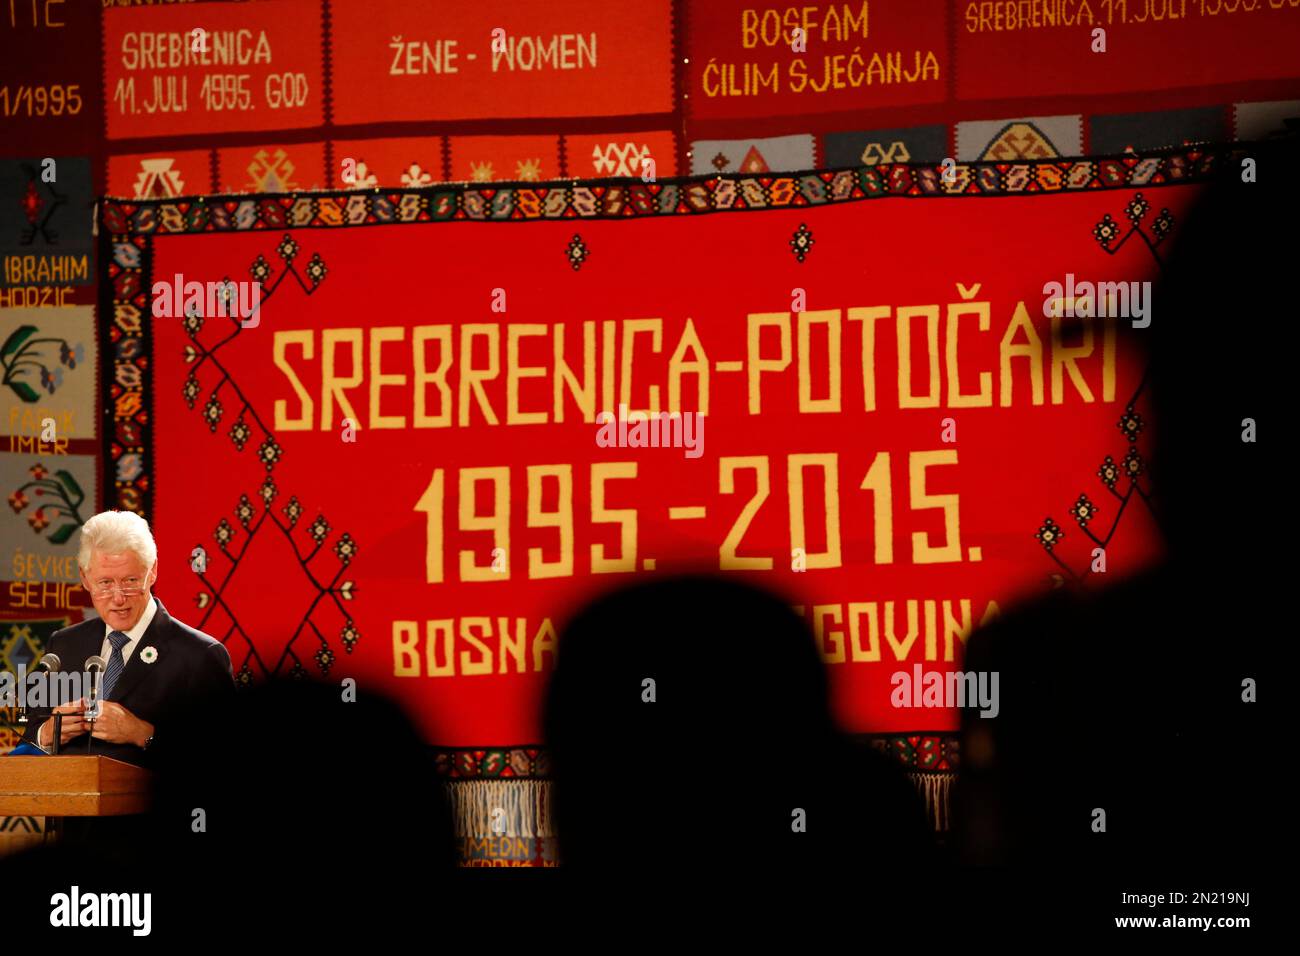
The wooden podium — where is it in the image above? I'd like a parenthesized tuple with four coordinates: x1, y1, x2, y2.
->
(0, 756, 153, 817)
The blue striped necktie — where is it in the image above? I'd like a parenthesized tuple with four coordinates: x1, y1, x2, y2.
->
(101, 630, 130, 701)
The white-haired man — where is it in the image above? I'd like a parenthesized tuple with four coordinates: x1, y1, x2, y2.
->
(21, 510, 235, 767)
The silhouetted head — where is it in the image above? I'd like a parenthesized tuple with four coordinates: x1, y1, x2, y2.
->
(1143, 133, 1297, 565)
(544, 574, 933, 875)
(955, 135, 1294, 872)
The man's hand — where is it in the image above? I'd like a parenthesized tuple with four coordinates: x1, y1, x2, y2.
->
(88, 700, 154, 748)
(39, 700, 89, 748)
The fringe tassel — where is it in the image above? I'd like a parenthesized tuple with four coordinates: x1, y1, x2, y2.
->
(908, 772, 956, 831)
(446, 780, 553, 838)
(447, 775, 953, 838)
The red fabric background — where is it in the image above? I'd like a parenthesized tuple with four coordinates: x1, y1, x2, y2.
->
(148, 186, 1192, 744)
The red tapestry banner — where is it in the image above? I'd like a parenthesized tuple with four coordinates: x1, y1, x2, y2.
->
(956, 0, 1300, 101)
(0, 0, 102, 154)
(100, 154, 1221, 749)
(686, 0, 948, 121)
(103, 0, 326, 139)
(683, 0, 1300, 134)
(329, 0, 675, 124)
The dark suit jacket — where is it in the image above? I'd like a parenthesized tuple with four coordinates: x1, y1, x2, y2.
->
(21, 596, 235, 769)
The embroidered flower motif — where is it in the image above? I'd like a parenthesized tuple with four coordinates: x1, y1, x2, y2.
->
(214, 517, 234, 547)
(1123, 447, 1144, 478)
(257, 437, 282, 471)
(8, 489, 28, 513)
(283, 496, 303, 527)
(1117, 407, 1143, 443)
(306, 253, 327, 287)
(1035, 517, 1064, 551)
(250, 254, 273, 284)
(229, 418, 252, 451)
(1124, 194, 1149, 223)
(1151, 208, 1174, 239)
(333, 532, 357, 564)
(59, 342, 85, 369)
(27, 508, 49, 532)
(350, 162, 379, 190)
(1070, 494, 1098, 527)
(277, 234, 300, 262)
(340, 620, 359, 653)
(1098, 455, 1120, 490)
(182, 375, 201, 409)
(235, 494, 255, 529)
(400, 163, 433, 187)
(203, 394, 222, 431)
(29, 463, 48, 481)
(139, 646, 158, 664)
(1093, 213, 1120, 247)
(214, 279, 238, 318)
(259, 477, 277, 506)
(565, 234, 589, 271)
(308, 515, 330, 544)
(790, 223, 814, 262)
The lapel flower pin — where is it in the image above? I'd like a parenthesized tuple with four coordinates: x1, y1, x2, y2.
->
(139, 646, 158, 665)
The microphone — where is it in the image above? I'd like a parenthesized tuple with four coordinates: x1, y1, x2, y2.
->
(84, 655, 106, 722)
(83, 655, 108, 756)
(17, 653, 61, 725)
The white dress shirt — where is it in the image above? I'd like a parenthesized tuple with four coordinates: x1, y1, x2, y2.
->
(98, 595, 158, 666)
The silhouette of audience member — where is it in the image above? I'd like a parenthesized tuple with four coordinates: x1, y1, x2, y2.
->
(544, 574, 935, 884)
(156, 679, 458, 906)
(12, 678, 458, 936)
(953, 135, 1291, 881)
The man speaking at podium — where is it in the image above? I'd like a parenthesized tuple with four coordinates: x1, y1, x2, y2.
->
(21, 510, 235, 768)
